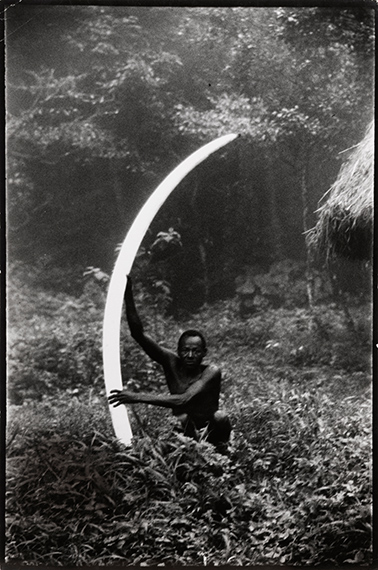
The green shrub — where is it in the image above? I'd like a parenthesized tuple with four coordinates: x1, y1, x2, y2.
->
(6, 263, 372, 565)
(6, 373, 372, 566)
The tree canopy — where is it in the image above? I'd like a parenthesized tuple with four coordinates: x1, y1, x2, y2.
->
(6, 5, 374, 300)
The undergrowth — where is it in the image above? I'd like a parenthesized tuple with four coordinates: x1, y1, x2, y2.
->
(6, 266, 372, 566)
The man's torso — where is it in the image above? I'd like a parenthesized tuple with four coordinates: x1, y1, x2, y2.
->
(164, 355, 220, 421)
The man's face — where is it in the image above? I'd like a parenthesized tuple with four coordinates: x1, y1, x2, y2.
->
(178, 336, 206, 369)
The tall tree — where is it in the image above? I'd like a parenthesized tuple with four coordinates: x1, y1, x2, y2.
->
(173, 6, 374, 299)
(6, 6, 374, 302)
(7, 7, 185, 269)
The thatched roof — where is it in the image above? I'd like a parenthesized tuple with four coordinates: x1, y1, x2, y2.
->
(308, 121, 374, 261)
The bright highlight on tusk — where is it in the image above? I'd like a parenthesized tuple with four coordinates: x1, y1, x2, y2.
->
(103, 133, 239, 446)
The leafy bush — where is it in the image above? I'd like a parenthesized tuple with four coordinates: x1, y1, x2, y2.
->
(6, 380, 371, 566)
(6, 263, 372, 565)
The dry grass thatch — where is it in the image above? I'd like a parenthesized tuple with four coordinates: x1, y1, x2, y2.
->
(308, 121, 374, 261)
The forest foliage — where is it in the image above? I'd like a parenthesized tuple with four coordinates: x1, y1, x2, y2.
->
(6, 5, 374, 304)
(6, 262, 372, 566)
(5, 6, 373, 567)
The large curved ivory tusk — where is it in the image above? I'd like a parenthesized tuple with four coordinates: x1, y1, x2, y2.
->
(103, 133, 238, 445)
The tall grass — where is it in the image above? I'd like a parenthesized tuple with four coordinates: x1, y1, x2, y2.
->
(6, 266, 372, 566)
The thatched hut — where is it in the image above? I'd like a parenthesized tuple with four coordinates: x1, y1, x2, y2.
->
(308, 121, 374, 261)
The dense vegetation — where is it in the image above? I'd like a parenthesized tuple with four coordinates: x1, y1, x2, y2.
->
(6, 5, 373, 566)
(7, 6, 374, 305)
(6, 262, 372, 566)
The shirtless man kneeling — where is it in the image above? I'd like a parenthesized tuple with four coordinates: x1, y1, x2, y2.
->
(108, 277, 231, 452)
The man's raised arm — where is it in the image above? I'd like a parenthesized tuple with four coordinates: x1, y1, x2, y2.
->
(124, 277, 172, 365)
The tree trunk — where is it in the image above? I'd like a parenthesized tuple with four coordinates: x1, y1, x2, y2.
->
(109, 160, 127, 222)
(300, 158, 315, 309)
(329, 267, 356, 334)
(265, 153, 284, 260)
(190, 173, 210, 304)
(198, 242, 210, 303)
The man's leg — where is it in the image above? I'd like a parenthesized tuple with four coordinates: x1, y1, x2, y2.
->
(177, 413, 199, 440)
(206, 410, 231, 449)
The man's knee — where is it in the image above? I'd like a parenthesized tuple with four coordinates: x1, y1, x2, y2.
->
(208, 410, 231, 443)
(213, 410, 229, 424)
(176, 413, 189, 426)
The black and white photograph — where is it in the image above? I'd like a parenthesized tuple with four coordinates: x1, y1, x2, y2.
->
(5, 3, 374, 566)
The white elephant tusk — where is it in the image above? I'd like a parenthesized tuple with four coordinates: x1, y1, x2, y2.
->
(103, 133, 239, 446)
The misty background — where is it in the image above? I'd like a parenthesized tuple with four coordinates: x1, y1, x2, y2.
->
(6, 6, 374, 309)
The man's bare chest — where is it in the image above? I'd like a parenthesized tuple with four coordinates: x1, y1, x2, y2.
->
(164, 361, 205, 394)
